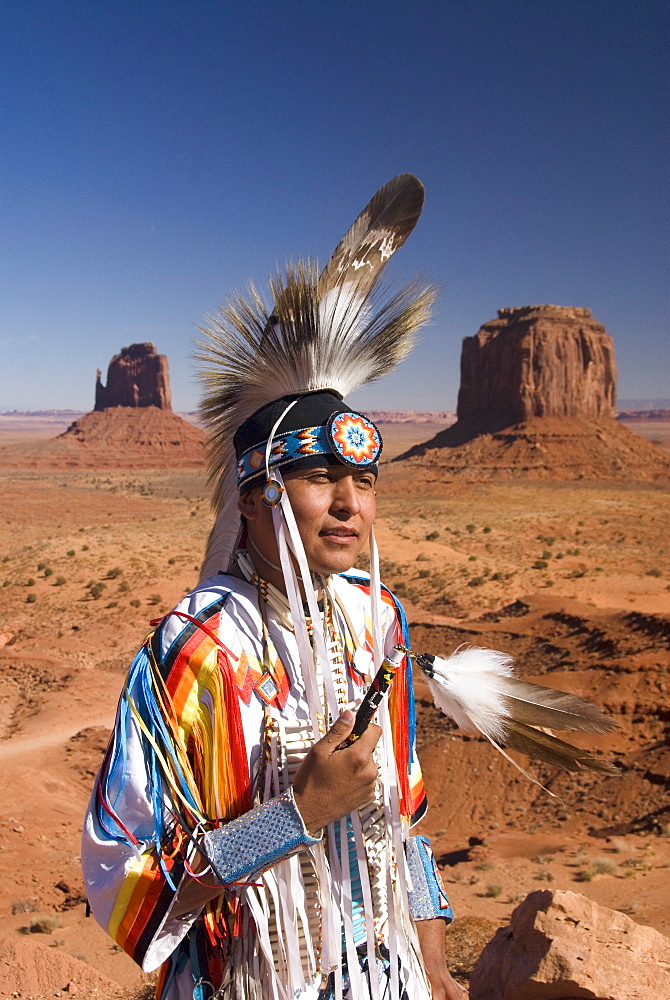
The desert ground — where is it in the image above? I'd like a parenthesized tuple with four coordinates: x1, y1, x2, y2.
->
(0, 415, 668, 997)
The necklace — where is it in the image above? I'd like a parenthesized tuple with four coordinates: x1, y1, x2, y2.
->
(247, 535, 282, 573)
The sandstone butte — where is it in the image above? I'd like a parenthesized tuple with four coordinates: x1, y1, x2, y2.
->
(469, 888, 670, 1000)
(396, 305, 670, 483)
(95, 342, 172, 412)
(0, 342, 207, 469)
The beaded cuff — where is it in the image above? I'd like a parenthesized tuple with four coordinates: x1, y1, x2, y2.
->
(405, 835, 453, 922)
(202, 788, 321, 886)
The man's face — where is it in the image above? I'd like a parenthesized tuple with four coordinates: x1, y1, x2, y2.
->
(239, 464, 377, 580)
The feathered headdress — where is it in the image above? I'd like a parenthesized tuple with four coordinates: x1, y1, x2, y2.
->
(197, 173, 435, 578)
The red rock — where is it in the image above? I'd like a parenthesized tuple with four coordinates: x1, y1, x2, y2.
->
(469, 888, 670, 999)
(95, 342, 171, 411)
(457, 306, 616, 433)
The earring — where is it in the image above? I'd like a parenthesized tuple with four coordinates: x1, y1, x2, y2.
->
(260, 479, 284, 507)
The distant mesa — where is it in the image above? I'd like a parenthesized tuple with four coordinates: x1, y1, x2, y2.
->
(0, 343, 207, 469)
(458, 306, 615, 432)
(95, 342, 171, 411)
(396, 305, 670, 482)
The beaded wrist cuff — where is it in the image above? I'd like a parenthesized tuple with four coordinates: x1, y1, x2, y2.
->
(405, 835, 453, 922)
(203, 788, 321, 886)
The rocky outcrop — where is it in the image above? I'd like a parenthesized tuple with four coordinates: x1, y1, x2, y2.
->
(469, 889, 670, 1000)
(393, 305, 670, 481)
(457, 306, 616, 434)
(95, 342, 171, 411)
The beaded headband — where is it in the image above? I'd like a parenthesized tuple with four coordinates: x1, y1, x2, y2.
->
(236, 409, 383, 489)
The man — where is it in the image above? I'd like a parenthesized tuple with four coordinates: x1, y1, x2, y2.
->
(82, 176, 468, 999)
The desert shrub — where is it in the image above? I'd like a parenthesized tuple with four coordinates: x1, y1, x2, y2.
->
(106, 601, 118, 608)
(474, 861, 494, 871)
(168, 557, 176, 565)
(484, 884, 502, 898)
(148, 593, 162, 606)
(417, 570, 430, 579)
(26, 578, 35, 586)
(26, 593, 36, 603)
(118, 580, 130, 592)
(12, 899, 39, 914)
(534, 870, 554, 881)
(54, 576, 66, 586)
(533, 560, 548, 570)
(482, 526, 491, 533)
(468, 577, 484, 587)
(541, 550, 552, 559)
(425, 531, 439, 541)
(89, 582, 106, 599)
(130, 599, 141, 608)
(107, 567, 123, 579)
(646, 568, 662, 577)
(43, 567, 53, 577)
(578, 857, 617, 881)
(2, 580, 10, 586)
(67, 549, 75, 556)
(27, 912, 62, 933)
(491, 571, 503, 581)
(465, 524, 475, 534)
(416, 553, 429, 561)
(468, 555, 477, 561)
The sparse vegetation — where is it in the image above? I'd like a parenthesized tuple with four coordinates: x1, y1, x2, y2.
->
(26, 593, 36, 603)
(148, 593, 163, 605)
(107, 567, 123, 579)
(12, 898, 39, 914)
(130, 598, 141, 607)
(54, 575, 66, 586)
(425, 530, 439, 541)
(43, 567, 53, 577)
(578, 857, 617, 881)
(533, 559, 548, 570)
(25, 912, 62, 934)
(484, 884, 502, 898)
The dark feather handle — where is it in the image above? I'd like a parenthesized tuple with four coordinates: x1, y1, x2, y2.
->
(336, 645, 407, 749)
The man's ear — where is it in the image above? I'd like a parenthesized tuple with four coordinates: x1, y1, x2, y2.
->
(237, 488, 260, 521)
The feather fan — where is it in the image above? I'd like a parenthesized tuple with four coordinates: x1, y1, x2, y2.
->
(196, 175, 435, 580)
(416, 647, 619, 779)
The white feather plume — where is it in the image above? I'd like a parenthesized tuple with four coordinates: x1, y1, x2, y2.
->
(422, 647, 514, 743)
(417, 645, 619, 779)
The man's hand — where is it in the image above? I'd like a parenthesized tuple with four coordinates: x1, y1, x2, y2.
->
(416, 919, 469, 1000)
(292, 709, 381, 835)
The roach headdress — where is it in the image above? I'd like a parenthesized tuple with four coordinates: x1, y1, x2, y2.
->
(197, 173, 435, 579)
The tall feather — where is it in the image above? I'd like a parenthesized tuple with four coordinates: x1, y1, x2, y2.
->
(416, 647, 619, 780)
(196, 175, 435, 580)
(318, 174, 426, 297)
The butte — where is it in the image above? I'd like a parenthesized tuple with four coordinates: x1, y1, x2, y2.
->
(1, 343, 206, 469)
(396, 305, 670, 485)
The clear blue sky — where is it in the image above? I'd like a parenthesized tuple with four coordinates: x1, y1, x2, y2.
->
(1, 0, 668, 412)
